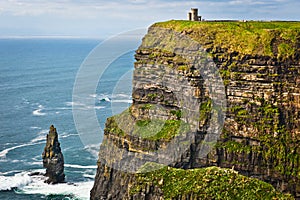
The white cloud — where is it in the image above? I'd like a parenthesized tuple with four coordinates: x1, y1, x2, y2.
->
(0, 0, 299, 37)
(0, 0, 195, 17)
(229, 0, 270, 5)
(0, 0, 202, 23)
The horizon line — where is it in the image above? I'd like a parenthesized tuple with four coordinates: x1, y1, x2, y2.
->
(0, 35, 104, 40)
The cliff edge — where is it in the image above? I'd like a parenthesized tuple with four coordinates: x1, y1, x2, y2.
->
(91, 20, 300, 199)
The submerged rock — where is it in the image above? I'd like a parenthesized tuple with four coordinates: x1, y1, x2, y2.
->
(42, 125, 65, 184)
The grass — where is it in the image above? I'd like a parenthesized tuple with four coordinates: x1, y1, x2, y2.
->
(132, 119, 190, 141)
(104, 108, 190, 142)
(199, 99, 212, 122)
(104, 116, 126, 137)
(131, 162, 293, 199)
(170, 110, 182, 119)
(153, 20, 300, 60)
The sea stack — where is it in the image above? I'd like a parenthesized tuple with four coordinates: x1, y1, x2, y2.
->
(42, 125, 65, 184)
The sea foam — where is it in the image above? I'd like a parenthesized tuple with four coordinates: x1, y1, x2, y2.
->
(0, 170, 93, 199)
(64, 164, 97, 169)
(0, 171, 32, 191)
(32, 105, 46, 116)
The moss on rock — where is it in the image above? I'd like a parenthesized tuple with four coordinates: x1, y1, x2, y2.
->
(131, 162, 293, 199)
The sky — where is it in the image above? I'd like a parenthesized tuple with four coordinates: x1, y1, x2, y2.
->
(0, 0, 299, 38)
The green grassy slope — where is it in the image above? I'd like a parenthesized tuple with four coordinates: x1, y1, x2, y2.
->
(153, 20, 300, 60)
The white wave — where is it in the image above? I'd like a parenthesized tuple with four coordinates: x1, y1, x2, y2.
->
(64, 164, 97, 169)
(66, 101, 106, 111)
(21, 171, 92, 199)
(0, 159, 27, 163)
(98, 96, 111, 102)
(29, 161, 42, 166)
(32, 109, 46, 116)
(111, 99, 133, 104)
(19, 130, 48, 147)
(0, 171, 32, 191)
(3, 142, 18, 146)
(113, 93, 131, 98)
(59, 133, 78, 139)
(20, 180, 94, 200)
(83, 106, 105, 110)
(94, 106, 105, 110)
(31, 135, 46, 143)
(66, 101, 105, 111)
(30, 129, 48, 143)
(89, 94, 97, 98)
(12, 159, 27, 163)
(32, 105, 46, 116)
(65, 102, 85, 107)
(0, 141, 45, 159)
(91, 93, 130, 100)
(1, 170, 93, 199)
(30, 126, 41, 130)
(0, 144, 26, 158)
(0, 170, 23, 176)
(32, 155, 41, 161)
(56, 107, 72, 110)
(83, 173, 95, 179)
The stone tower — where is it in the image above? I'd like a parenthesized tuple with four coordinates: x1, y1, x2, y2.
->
(191, 8, 198, 21)
(187, 12, 192, 21)
(188, 8, 201, 21)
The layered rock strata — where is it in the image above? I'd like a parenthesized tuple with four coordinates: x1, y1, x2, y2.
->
(91, 21, 300, 199)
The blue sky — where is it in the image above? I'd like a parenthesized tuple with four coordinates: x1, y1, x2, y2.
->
(0, 0, 299, 38)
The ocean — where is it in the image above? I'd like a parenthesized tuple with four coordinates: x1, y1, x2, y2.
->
(0, 38, 136, 199)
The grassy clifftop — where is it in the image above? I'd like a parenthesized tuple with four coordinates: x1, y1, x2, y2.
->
(153, 20, 300, 60)
(131, 163, 293, 199)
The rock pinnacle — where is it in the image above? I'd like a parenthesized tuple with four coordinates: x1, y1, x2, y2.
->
(42, 125, 65, 184)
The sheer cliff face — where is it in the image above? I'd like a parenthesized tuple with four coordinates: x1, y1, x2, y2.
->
(91, 21, 300, 199)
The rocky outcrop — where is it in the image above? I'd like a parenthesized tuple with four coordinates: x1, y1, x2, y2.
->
(91, 21, 300, 199)
(42, 125, 65, 184)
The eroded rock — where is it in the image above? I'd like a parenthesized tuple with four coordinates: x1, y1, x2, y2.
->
(42, 125, 65, 184)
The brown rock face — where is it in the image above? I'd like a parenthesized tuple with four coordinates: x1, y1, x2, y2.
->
(91, 24, 300, 199)
(42, 125, 65, 184)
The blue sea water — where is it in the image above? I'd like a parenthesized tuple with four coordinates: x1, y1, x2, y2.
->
(0, 39, 135, 199)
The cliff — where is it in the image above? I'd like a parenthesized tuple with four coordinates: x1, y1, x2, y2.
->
(91, 20, 300, 199)
(42, 125, 65, 184)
